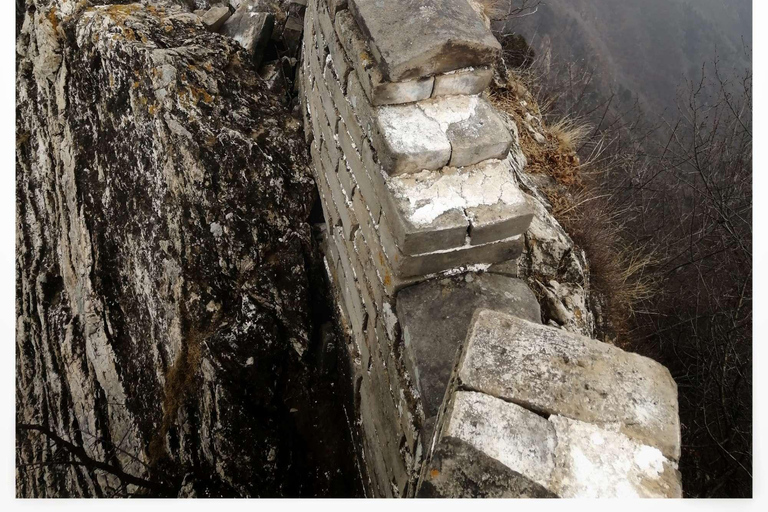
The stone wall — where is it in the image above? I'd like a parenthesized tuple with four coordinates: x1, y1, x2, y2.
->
(298, 0, 682, 498)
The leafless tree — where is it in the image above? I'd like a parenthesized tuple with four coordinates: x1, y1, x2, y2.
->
(17, 423, 178, 497)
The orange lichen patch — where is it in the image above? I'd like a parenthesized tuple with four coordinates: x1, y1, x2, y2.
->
(430, 469, 440, 478)
(103, 3, 141, 24)
(132, 81, 140, 89)
(47, 7, 59, 31)
(187, 85, 214, 105)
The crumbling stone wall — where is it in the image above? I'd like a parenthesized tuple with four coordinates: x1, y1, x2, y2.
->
(299, 0, 682, 498)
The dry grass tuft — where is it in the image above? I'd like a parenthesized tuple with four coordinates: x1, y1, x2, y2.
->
(490, 78, 658, 342)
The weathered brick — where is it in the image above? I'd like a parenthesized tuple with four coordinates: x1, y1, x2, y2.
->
(432, 66, 494, 97)
(332, 226, 367, 340)
(320, 141, 358, 239)
(311, 142, 341, 228)
(337, 158, 357, 201)
(338, 121, 382, 222)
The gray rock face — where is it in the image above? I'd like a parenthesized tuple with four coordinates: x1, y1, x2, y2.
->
(396, 274, 540, 421)
(222, 0, 275, 67)
(457, 310, 681, 461)
(348, 0, 501, 81)
(16, 0, 358, 498)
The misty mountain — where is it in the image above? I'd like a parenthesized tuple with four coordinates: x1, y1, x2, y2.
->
(497, 0, 752, 120)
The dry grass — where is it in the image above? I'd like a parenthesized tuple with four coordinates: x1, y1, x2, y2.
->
(490, 79, 658, 342)
(547, 117, 592, 153)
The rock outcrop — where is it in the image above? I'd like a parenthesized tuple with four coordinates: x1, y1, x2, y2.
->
(16, 0, 359, 497)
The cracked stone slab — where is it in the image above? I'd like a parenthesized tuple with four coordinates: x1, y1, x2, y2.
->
(348, 0, 501, 81)
(397, 273, 540, 422)
(385, 158, 533, 252)
(384, 229, 524, 279)
(373, 104, 452, 174)
(373, 96, 513, 175)
(457, 310, 682, 461)
(438, 392, 557, 489)
(549, 416, 682, 498)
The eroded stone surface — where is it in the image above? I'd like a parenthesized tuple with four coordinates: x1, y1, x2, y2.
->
(397, 274, 540, 420)
(443, 98, 513, 167)
(441, 392, 557, 488)
(373, 96, 513, 175)
(458, 310, 681, 461)
(334, 9, 434, 106)
(549, 416, 683, 498)
(432, 66, 494, 97)
(374, 104, 451, 174)
(348, 0, 501, 81)
(418, 437, 557, 498)
(386, 158, 532, 248)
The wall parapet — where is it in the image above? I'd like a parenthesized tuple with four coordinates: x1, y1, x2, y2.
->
(299, 0, 682, 498)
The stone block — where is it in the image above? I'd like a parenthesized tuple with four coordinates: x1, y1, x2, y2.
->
(548, 415, 682, 498)
(487, 258, 519, 278)
(386, 231, 524, 278)
(334, 10, 434, 106)
(320, 142, 358, 239)
(201, 5, 231, 32)
(316, 0, 337, 44)
(396, 274, 541, 421)
(325, 24, 352, 89)
(348, 0, 501, 81)
(331, 226, 367, 337)
(337, 158, 357, 201)
(368, 95, 512, 175)
(351, 192, 423, 296)
(338, 124, 382, 222)
(458, 310, 682, 461)
(466, 200, 534, 246)
(282, 15, 304, 55)
(221, 2, 275, 67)
(418, 437, 556, 498)
(345, 71, 379, 140)
(439, 392, 557, 488)
(386, 159, 533, 250)
(373, 103, 451, 175)
(420, 95, 513, 168)
(311, 141, 340, 229)
(432, 66, 494, 97)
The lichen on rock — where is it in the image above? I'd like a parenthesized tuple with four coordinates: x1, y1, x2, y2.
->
(16, 0, 354, 497)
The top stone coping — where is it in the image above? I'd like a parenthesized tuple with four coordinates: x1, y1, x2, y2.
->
(348, 0, 502, 82)
(458, 310, 681, 461)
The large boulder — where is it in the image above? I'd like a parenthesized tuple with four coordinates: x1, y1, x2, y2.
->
(16, 0, 356, 498)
